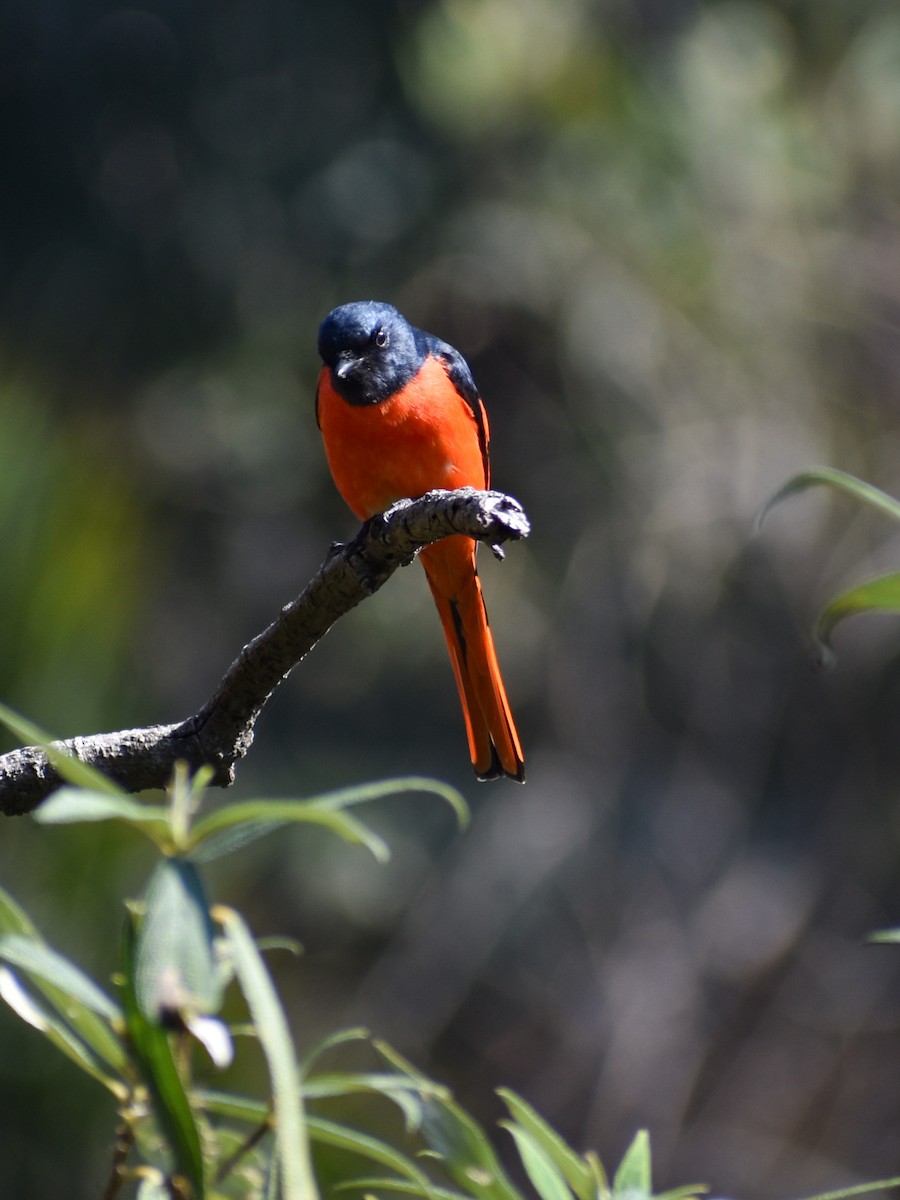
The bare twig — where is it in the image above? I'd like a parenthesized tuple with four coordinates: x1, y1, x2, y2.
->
(0, 489, 530, 816)
(213, 1112, 275, 1187)
(101, 1120, 136, 1200)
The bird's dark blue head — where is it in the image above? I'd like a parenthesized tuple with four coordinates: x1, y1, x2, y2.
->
(318, 301, 425, 406)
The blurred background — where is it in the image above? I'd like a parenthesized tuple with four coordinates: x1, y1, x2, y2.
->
(3, 0, 900, 1195)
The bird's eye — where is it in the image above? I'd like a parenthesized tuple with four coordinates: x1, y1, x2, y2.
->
(374, 328, 388, 348)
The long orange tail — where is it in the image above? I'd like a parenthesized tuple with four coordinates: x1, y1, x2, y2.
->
(419, 537, 524, 783)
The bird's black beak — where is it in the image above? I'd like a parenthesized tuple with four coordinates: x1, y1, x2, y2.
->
(334, 354, 358, 381)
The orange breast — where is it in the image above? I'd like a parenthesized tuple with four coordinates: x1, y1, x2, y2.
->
(317, 356, 489, 520)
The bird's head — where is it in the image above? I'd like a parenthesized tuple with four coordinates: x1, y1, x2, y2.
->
(317, 300, 422, 406)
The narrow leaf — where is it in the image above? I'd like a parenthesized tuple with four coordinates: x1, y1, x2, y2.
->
(0, 934, 120, 1020)
(188, 777, 468, 858)
(868, 930, 900, 944)
(218, 905, 318, 1200)
(195, 1088, 269, 1124)
(654, 1186, 708, 1200)
(301, 1026, 372, 1072)
(613, 1131, 651, 1198)
(0, 966, 46, 1030)
(0, 967, 124, 1096)
(497, 1091, 593, 1200)
(501, 1122, 575, 1200)
(814, 573, 900, 662)
(0, 890, 125, 1073)
(189, 804, 389, 863)
(306, 1115, 436, 1196)
(419, 1096, 521, 1200)
(188, 820, 292, 864)
(0, 883, 39, 937)
(795, 1180, 900, 1200)
(373, 1038, 436, 1083)
(122, 913, 206, 1198)
(756, 468, 900, 532)
(334, 1177, 469, 1200)
(267, 1153, 281, 1200)
(135, 859, 222, 1020)
(169, 761, 199, 851)
(256, 936, 303, 956)
(584, 1152, 609, 1198)
(303, 1071, 446, 1101)
(34, 787, 171, 842)
(308, 778, 468, 827)
(304, 1071, 445, 1131)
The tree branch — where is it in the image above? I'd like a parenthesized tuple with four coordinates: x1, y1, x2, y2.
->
(0, 489, 530, 816)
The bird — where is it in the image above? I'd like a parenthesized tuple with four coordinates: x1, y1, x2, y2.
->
(315, 300, 524, 783)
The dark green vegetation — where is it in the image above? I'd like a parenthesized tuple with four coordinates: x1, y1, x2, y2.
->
(0, 756, 709, 1198)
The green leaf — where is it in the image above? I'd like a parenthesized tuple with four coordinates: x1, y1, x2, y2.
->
(135, 859, 223, 1021)
(584, 1152, 609, 1199)
(195, 1088, 269, 1124)
(419, 1095, 521, 1200)
(796, 1180, 900, 1200)
(307, 1115, 437, 1197)
(373, 1038, 437, 1082)
(218, 905, 318, 1200)
(308, 778, 468, 827)
(497, 1091, 593, 1200)
(256, 935, 303, 956)
(40, 974, 126, 1076)
(0, 889, 126, 1073)
(304, 1071, 446, 1132)
(814, 573, 900, 663)
(868, 929, 900, 944)
(501, 1122, 575, 1200)
(304, 1071, 446, 1100)
(613, 1131, 651, 1199)
(756, 468, 900, 532)
(0, 933, 120, 1020)
(0, 966, 125, 1096)
(333, 1177, 469, 1200)
(34, 787, 172, 845)
(0, 701, 126, 795)
(190, 803, 390, 863)
(301, 1027, 371, 1072)
(122, 913, 206, 1199)
(168, 761, 214, 851)
(0, 883, 39, 938)
(655, 1186, 708, 1200)
(188, 777, 468, 861)
(266, 1153, 280, 1200)
(188, 819, 290, 864)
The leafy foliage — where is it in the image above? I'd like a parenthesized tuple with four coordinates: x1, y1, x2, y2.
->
(0, 724, 703, 1200)
(760, 468, 900, 661)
